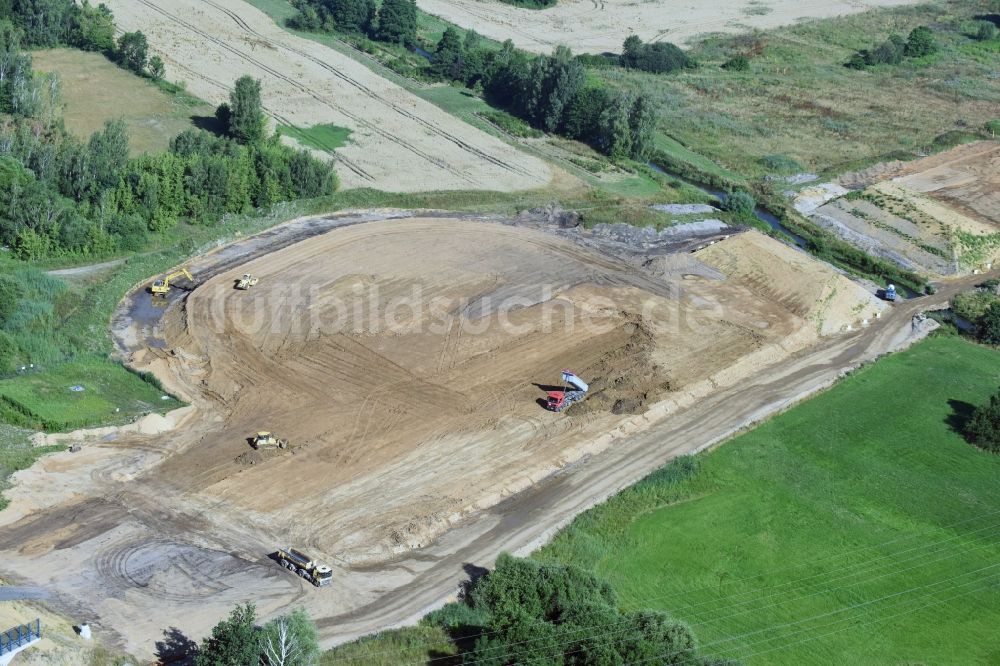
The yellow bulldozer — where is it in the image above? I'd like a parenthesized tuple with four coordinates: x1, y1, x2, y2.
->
(252, 431, 288, 450)
(150, 268, 194, 296)
(236, 273, 259, 290)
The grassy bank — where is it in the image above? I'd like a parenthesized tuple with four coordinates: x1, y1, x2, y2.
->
(604, 0, 1000, 178)
(536, 334, 1000, 664)
(0, 358, 178, 431)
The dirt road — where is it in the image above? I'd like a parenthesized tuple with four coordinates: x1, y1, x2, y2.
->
(100, 0, 551, 192)
(417, 0, 924, 54)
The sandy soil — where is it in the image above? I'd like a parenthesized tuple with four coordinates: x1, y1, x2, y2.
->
(100, 0, 551, 192)
(0, 214, 885, 658)
(811, 142, 1000, 276)
(416, 0, 924, 54)
(894, 142, 1000, 231)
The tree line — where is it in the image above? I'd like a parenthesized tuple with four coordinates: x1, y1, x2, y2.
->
(1, 0, 164, 79)
(427, 30, 658, 160)
(428, 553, 731, 665)
(290, 0, 666, 161)
(188, 554, 730, 665)
(288, 0, 417, 46)
(0, 25, 336, 259)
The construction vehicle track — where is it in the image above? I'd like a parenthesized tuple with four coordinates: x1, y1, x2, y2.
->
(0, 210, 920, 658)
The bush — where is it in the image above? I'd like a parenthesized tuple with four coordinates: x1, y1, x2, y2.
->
(976, 20, 999, 41)
(987, 119, 1000, 138)
(460, 554, 702, 665)
(374, 0, 416, 46)
(481, 109, 542, 138)
(905, 25, 937, 58)
(977, 302, 1000, 344)
(722, 190, 756, 217)
(760, 154, 802, 173)
(964, 388, 1000, 453)
(722, 55, 750, 71)
(116, 30, 148, 74)
(953, 290, 997, 323)
(424, 601, 488, 630)
(148, 55, 165, 80)
(621, 34, 694, 74)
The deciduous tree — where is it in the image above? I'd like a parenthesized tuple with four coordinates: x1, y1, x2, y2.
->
(260, 608, 320, 666)
(148, 55, 164, 80)
(375, 0, 415, 45)
(228, 75, 265, 144)
(195, 602, 258, 666)
(965, 387, 1000, 453)
(116, 30, 147, 74)
(905, 25, 936, 57)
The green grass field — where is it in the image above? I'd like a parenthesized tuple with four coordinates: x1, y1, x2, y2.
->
(0, 357, 179, 431)
(31, 49, 213, 156)
(537, 334, 1000, 664)
(277, 122, 353, 151)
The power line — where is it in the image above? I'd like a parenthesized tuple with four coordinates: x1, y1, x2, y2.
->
(452, 547, 1000, 666)
(729, 577, 999, 665)
(685, 524, 1000, 627)
(323, 506, 1000, 664)
(622, 564, 1000, 666)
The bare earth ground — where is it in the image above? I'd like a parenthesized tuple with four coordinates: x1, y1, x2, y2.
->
(100, 0, 551, 192)
(810, 142, 1000, 276)
(416, 0, 923, 54)
(0, 211, 896, 658)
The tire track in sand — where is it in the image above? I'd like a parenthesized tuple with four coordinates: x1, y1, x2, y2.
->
(203, 0, 537, 180)
(131, 0, 477, 186)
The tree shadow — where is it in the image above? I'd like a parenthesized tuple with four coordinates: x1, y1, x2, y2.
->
(190, 114, 228, 137)
(462, 562, 489, 590)
(974, 13, 1000, 27)
(945, 399, 976, 437)
(155, 626, 198, 665)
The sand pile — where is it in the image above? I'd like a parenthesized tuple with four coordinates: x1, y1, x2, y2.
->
(695, 231, 886, 335)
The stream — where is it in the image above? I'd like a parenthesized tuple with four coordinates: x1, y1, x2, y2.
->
(648, 162, 808, 249)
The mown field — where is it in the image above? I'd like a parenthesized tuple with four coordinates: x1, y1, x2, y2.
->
(601, 0, 1000, 178)
(277, 122, 353, 151)
(31, 49, 213, 156)
(533, 334, 1000, 664)
(0, 358, 178, 431)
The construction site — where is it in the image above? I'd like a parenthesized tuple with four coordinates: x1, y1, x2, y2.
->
(802, 142, 1000, 276)
(0, 209, 906, 656)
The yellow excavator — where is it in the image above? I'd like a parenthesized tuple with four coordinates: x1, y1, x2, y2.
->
(150, 268, 194, 295)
